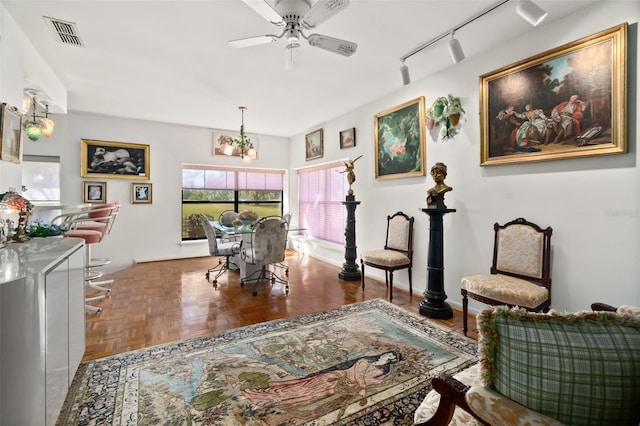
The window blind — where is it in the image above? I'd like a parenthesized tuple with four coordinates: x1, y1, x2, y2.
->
(298, 161, 348, 244)
(182, 165, 284, 190)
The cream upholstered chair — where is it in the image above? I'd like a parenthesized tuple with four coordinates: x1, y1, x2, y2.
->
(240, 216, 288, 296)
(461, 217, 552, 335)
(360, 211, 414, 302)
(200, 214, 242, 285)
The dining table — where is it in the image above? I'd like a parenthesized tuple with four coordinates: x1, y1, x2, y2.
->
(209, 220, 305, 281)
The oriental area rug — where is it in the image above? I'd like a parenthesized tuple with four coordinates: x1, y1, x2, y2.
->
(58, 299, 477, 425)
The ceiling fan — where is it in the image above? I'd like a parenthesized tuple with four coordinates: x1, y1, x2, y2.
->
(229, 0, 357, 68)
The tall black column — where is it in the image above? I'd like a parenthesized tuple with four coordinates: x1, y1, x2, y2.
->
(339, 195, 361, 281)
(419, 208, 456, 319)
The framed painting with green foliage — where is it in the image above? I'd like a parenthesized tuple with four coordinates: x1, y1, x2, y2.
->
(480, 23, 627, 166)
(374, 96, 426, 180)
(131, 182, 152, 204)
(305, 128, 323, 161)
(81, 139, 150, 179)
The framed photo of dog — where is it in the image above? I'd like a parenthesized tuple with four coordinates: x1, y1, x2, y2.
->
(480, 23, 627, 166)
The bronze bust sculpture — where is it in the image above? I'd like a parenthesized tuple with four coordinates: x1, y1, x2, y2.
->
(426, 162, 452, 208)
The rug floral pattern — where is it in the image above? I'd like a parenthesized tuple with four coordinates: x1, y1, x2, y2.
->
(59, 299, 477, 425)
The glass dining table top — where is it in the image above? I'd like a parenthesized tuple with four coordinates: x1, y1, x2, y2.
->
(210, 221, 305, 235)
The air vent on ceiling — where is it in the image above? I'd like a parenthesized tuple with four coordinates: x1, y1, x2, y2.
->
(44, 16, 84, 47)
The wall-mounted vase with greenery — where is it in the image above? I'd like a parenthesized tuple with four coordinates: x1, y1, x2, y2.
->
(429, 94, 465, 141)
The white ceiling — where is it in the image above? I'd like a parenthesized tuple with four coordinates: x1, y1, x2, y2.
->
(3, 0, 598, 137)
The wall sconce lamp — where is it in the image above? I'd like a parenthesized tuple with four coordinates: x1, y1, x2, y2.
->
(516, 0, 548, 26)
(224, 106, 256, 164)
(398, 0, 547, 80)
(23, 92, 55, 141)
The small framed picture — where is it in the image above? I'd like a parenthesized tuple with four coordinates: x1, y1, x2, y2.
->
(339, 127, 356, 149)
(0, 103, 23, 164)
(305, 128, 323, 161)
(83, 181, 107, 204)
(131, 182, 152, 204)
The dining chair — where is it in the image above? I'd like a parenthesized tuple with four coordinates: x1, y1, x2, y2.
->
(200, 214, 242, 285)
(239, 216, 288, 296)
(461, 217, 553, 335)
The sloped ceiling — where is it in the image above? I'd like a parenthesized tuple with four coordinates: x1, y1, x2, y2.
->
(3, 0, 598, 137)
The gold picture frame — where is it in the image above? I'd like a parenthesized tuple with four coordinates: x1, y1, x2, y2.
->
(374, 96, 426, 180)
(305, 128, 323, 161)
(340, 127, 356, 149)
(480, 23, 627, 166)
(0, 103, 23, 164)
(82, 181, 107, 204)
(81, 139, 150, 179)
(131, 182, 152, 204)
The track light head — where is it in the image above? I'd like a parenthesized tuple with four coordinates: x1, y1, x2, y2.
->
(448, 34, 465, 64)
(400, 61, 411, 85)
(516, 0, 548, 26)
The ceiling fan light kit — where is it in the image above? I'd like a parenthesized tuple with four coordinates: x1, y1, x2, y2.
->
(230, 0, 357, 68)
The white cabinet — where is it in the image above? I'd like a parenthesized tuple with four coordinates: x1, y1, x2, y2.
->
(0, 238, 85, 426)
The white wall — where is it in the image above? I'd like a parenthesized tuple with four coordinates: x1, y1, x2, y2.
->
(12, 1, 640, 314)
(25, 111, 290, 272)
(288, 1, 639, 313)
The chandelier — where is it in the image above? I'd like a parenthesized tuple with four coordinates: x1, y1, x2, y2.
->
(223, 106, 256, 164)
(23, 92, 55, 141)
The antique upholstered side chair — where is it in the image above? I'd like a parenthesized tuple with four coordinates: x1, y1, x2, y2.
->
(360, 211, 414, 302)
(460, 217, 553, 335)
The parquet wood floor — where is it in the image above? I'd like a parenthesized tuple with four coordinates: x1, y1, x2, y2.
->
(83, 251, 478, 362)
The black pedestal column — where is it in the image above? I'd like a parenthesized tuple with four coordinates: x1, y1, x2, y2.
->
(339, 195, 361, 281)
(419, 208, 456, 319)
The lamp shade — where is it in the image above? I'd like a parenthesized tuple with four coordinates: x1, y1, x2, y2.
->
(516, 0, 548, 26)
(448, 37, 465, 64)
(22, 95, 31, 115)
(41, 118, 55, 137)
(25, 122, 43, 141)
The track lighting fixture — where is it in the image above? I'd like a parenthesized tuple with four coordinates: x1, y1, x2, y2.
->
(516, 0, 548, 26)
(398, 0, 547, 81)
(448, 33, 465, 64)
(400, 60, 411, 85)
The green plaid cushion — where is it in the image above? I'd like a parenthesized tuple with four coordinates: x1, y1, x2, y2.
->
(477, 306, 640, 426)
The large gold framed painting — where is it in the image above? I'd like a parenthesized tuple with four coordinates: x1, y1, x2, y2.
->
(480, 23, 627, 166)
(374, 96, 426, 179)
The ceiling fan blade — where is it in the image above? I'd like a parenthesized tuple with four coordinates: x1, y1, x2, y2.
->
(241, 0, 285, 27)
(306, 33, 357, 57)
(302, 0, 350, 28)
(228, 34, 280, 48)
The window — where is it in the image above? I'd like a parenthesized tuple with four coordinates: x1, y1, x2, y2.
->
(21, 155, 61, 205)
(182, 165, 284, 240)
(298, 162, 348, 245)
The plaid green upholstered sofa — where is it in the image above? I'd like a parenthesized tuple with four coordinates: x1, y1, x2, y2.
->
(414, 304, 640, 426)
